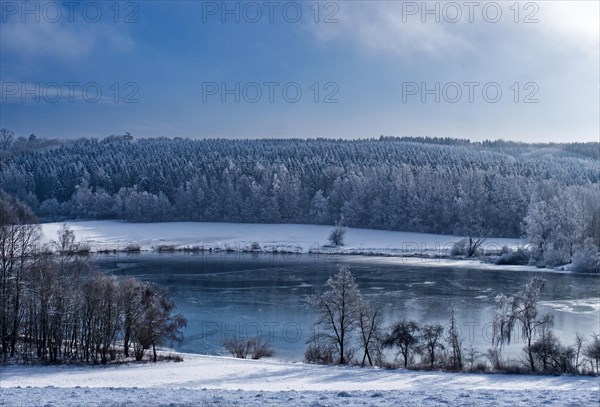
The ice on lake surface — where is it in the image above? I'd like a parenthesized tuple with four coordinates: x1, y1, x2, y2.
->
(96, 253, 600, 360)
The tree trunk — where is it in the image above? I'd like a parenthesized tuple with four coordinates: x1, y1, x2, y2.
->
(527, 336, 535, 372)
(362, 348, 372, 367)
(123, 329, 130, 358)
(339, 329, 345, 365)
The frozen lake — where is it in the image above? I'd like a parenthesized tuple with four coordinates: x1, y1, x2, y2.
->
(96, 253, 600, 361)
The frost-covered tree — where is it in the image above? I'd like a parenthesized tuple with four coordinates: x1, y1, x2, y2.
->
(525, 184, 600, 268)
(0, 137, 597, 240)
(572, 238, 600, 273)
(453, 173, 493, 257)
(493, 277, 554, 372)
(0, 128, 14, 151)
(328, 217, 346, 246)
(309, 189, 329, 224)
(308, 266, 360, 365)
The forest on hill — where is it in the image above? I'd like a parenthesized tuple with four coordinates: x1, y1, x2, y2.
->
(0, 135, 598, 269)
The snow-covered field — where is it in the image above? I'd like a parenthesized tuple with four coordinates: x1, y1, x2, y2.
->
(4, 222, 594, 405)
(40, 221, 523, 253)
(40, 221, 539, 271)
(1, 353, 598, 406)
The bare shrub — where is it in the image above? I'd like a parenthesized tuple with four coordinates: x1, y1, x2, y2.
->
(124, 243, 141, 252)
(222, 336, 273, 360)
(249, 337, 274, 359)
(304, 335, 334, 365)
(451, 239, 468, 256)
(157, 353, 184, 363)
(223, 336, 251, 359)
(157, 245, 176, 252)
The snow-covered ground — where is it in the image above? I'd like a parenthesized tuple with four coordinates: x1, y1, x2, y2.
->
(6, 222, 595, 405)
(40, 221, 541, 271)
(1, 353, 598, 406)
(39, 220, 500, 253)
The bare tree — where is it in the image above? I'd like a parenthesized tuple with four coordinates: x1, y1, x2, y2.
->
(463, 344, 482, 371)
(420, 323, 445, 368)
(530, 328, 559, 372)
(583, 333, 600, 374)
(308, 266, 360, 365)
(383, 320, 420, 368)
(446, 306, 463, 370)
(493, 276, 554, 372)
(0, 201, 188, 365)
(119, 278, 145, 358)
(0, 193, 40, 360)
(356, 296, 382, 366)
(135, 283, 187, 362)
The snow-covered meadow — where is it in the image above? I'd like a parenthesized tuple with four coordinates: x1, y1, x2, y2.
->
(1, 353, 598, 406)
(39, 221, 538, 270)
(40, 221, 523, 252)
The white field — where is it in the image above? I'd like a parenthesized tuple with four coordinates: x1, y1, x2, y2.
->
(1, 353, 598, 406)
(39, 221, 543, 272)
(5, 221, 595, 405)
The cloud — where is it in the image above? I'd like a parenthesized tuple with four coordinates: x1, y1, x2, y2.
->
(308, 2, 472, 57)
(307, 1, 599, 60)
(0, 17, 134, 61)
(537, 1, 599, 57)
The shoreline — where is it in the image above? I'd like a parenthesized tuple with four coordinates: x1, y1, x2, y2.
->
(38, 220, 571, 274)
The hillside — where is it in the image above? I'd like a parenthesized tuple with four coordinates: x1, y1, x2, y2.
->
(1, 137, 598, 238)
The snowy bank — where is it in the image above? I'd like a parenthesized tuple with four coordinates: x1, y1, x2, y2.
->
(1, 353, 598, 406)
(41, 221, 524, 254)
(38, 221, 545, 272)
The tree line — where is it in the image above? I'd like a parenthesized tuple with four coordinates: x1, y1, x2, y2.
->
(306, 267, 600, 375)
(0, 193, 187, 364)
(0, 133, 598, 270)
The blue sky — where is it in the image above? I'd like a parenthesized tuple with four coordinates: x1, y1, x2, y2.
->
(1, 0, 598, 142)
